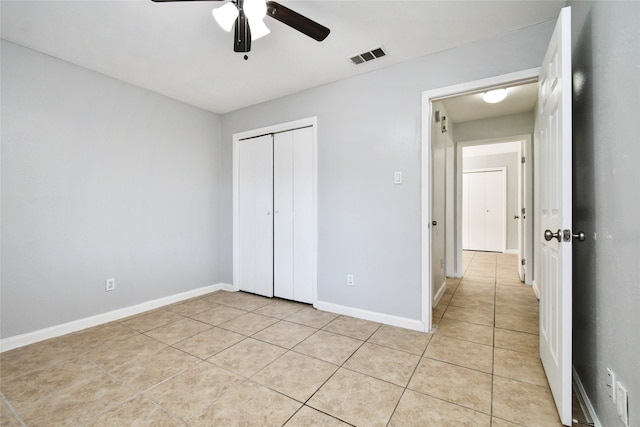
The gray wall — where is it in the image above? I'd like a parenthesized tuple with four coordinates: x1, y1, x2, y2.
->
(569, 1, 640, 426)
(463, 152, 520, 252)
(219, 21, 555, 321)
(1, 41, 222, 338)
(453, 111, 534, 143)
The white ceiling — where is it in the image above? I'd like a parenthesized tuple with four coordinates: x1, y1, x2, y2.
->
(442, 81, 539, 123)
(1, 1, 564, 114)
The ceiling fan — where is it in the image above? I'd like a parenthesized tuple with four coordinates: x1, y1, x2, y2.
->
(151, 0, 330, 56)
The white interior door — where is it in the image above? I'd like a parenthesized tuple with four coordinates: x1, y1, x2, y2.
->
(537, 6, 572, 426)
(274, 127, 314, 303)
(237, 135, 274, 297)
(431, 113, 446, 293)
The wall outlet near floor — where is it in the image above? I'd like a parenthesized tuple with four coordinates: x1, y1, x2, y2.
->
(616, 381, 629, 426)
(105, 278, 115, 292)
(346, 274, 354, 286)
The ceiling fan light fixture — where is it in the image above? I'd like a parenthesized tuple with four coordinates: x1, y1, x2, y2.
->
(244, 0, 267, 21)
(249, 17, 270, 40)
(212, 2, 239, 32)
(483, 88, 508, 104)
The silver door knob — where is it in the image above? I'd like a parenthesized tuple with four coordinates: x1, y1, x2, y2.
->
(544, 229, 562, 242)
(573, 231, 586, 242)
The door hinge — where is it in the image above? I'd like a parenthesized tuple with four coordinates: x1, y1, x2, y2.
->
(521, 207, 526, 215)
(521, 156, 526, 164)
(521, 258, 526, 266)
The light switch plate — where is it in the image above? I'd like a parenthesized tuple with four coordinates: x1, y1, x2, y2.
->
(394, 171, 402, 184)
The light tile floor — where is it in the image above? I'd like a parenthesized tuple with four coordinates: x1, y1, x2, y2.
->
(1, 252, 584, 426)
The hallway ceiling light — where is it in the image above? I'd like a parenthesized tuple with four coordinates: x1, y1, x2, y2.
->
(483, 88, 508, 104)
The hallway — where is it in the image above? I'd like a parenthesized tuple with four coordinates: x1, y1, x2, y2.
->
(431, 250, 561, 425)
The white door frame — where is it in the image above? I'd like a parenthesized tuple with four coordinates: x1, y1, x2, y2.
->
(455, 136, 532, 278)
(232, 116, 318, 303)
(421, 68, 539, 332)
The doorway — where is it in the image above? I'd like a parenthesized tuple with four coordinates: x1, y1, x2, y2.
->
(423, 9, 574, 424)
(459, 139, 531, 282)
(420, 68, 539, 332)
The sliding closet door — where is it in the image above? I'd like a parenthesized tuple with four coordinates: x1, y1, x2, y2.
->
(274, 127, 313, 303)
(237, 135, 274, 297)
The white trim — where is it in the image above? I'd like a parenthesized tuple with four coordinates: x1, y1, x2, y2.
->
(0, 283, 234, 352)
(314, 300, 425, 332)
(505, 249, 519, 255)
(457, 135, 532, 277)
(232, 117, 316, 141)
(573, 367, 602, 427)
(532, 279, 541, 299)
(422, 68, 540, 334)
(420, 93, 433, 333)
(432, 280, 447, 309)
(232, 117, 318, 303)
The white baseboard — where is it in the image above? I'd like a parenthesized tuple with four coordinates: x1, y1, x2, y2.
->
(432, 280, 447, 308)
(532, 279, 540, 299)
(314, 300, 426, 332)
(573, 367, 602, 427)
(0, 283, 235, 352)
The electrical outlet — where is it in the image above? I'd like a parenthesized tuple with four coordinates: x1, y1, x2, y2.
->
(346, 274, 354, 286)
(616, 381, 629, 426)
(105, 278, 115, 291)
(607, 368, 616, 403)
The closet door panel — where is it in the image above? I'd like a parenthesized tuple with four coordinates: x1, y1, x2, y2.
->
(484, 170, 504, 252)
(292, 127, 314, 303)
(238, 135, 274, 297)
(466, 172, 486, 250)
(274, 132, 294, 300)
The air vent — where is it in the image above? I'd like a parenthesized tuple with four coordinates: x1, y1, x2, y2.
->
(349, 46, 387, 65)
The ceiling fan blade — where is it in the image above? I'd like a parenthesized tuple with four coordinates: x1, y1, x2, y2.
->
(265, 1, 329, 42)
(234, 13, 252, 53)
